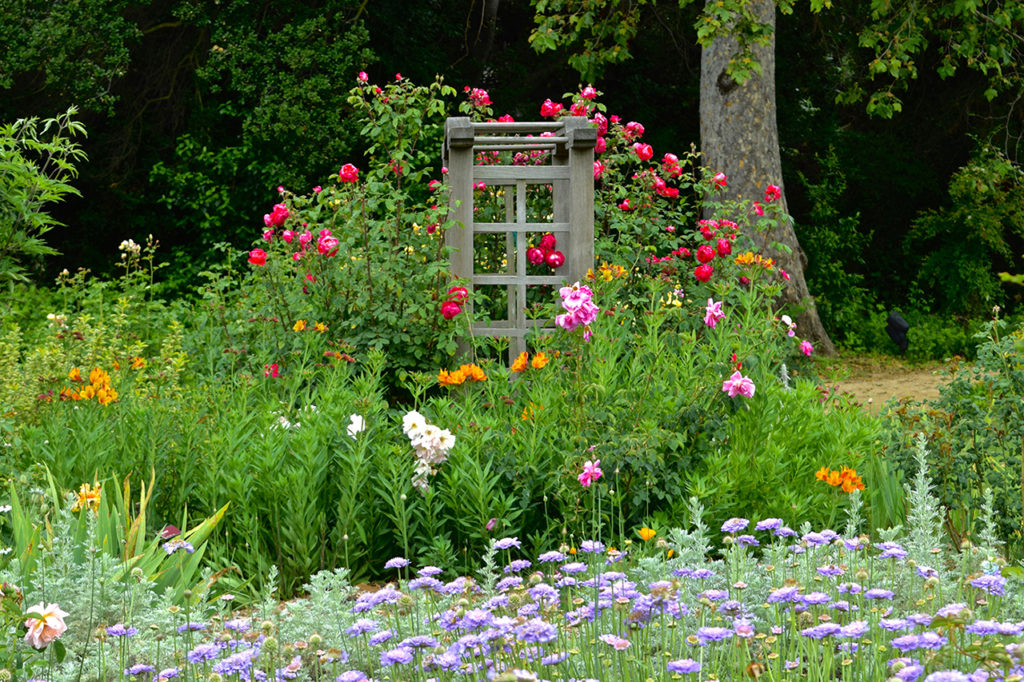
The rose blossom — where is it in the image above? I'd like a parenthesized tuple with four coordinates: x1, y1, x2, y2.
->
(24, 603, 68, 649)
(339, 163, 359, 183)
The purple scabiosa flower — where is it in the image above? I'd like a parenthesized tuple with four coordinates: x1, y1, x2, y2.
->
(598, 633, 631, 650)
(842, 537, 865, 551)
(880, 618, 910, 631)
(801, 532, 828, 547)
(335, 672, 368, 682)
(896, 665, 925, 682)
(996, 621, 1024, 636)
(839, 642, 859, 653)
(505, 559, 532, 573)
(384, 557, 409, 569)
(789, 544, 806, 554)
(515, 618, 558, 644)
(695, 626, 733, 644)
(916, 565, 939, 579)
(399, 635, 439, 649)
(837, 582, 863, 595)
(579, 540, 605, 553)
(700, 589, 728, 601)
(820, 529, 839, 541)
(719, 600, 744, 616)
(379, 646, 414, 666)
(891, 634, 922, 652)
(212, 649, 257, 677)
(721, 518, 749, 533)
(493, 537, 521, 550)
(735, 535, 759, 547)
(801, 592, 831, 606)
(767, 586, 800, 603)
(186, 643, 220, 664)
(917, 631, 948, 649)
(817, 564, 845, 577)
(880, 546, 908, 560)
(774, 526, 798, 537)
(345, 619, 377, 637)
(162, 539, 194, 555)
(965, 620, 1000, 636)
(829, 600, 854, 612)
(518, 603, 540, 617)
(935, 602, 969, 619)
(408, 577, 444, 592)
(865, 588, 895, 600)
(538, 551, 565, 563)
(417, 565, 443, 576)
(754, 518, 783, 532)
(667, 658, 701, 674)
(784, 658, 801, 670)
(922, 672, 969, 682)
(561, 562, 588, 574)
(176, 622, 206, 633)
(800, 623, 841, 639)
(529, 583, 559, 605)
(224, 618, 250, 632)
(156, 668, 180, 680)
(278, 655, 303, 680)
(541, 652, 570, 666)
(906, 612, 933, 626)
(125, 665, 156, 677)
(495, 576, 523, 592)
(839, 621, 869, 638)
(691, 568, 715, 579)
(107, 623, 138, 637)
(368, 629, 394, 646)
(970, 574, 1006, 596)
(733, 617, 755, 638)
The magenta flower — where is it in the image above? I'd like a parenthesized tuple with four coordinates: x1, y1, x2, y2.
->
(800, 340, 814, 357)
(704, 298, 725, 328)
(339, 163, 359, 183)
(578, 459, 603, 487)
(722, 371, 755, 398)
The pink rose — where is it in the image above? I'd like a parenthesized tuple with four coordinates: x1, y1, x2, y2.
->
(569, 101, 588, 117)
(624, 121, 645, 139)
(711, 172, 728, 188)
(247, 248, 267, 266)
(281, 229, 295, 243)
(498, 114, 514, 122)
(591, 113, 608, 135)
(338, 163, 359, 183)
(447, 286, 469, 304)
(593, 160, 605, 180)
(526, 247, 546, 265)
(24, 603, 68, 649)
(753, 201, 764, 216)
(580, 86, 598, 100)
(317, 235, 339, 257)
(546, 250, 565, 268)
(618, 198, 631, 211)
(716, 238, 732, 257)
(696, 245, 715, 264)
(441, 300, 462, 320)
(594, 136, 606, 154)
(632, 143, 653, 161)
(357, 71, 368, 82)
(262, 229, 274, 242)
(694, 263, 713, 282)
(539, 234, 557, 250)
(764, 184, 781, 202)
(540, 99, 563, 118)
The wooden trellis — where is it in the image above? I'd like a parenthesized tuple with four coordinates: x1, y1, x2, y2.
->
(443, 116, 596, 362)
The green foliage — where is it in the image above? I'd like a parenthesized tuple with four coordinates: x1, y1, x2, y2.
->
(886, 315, 1024, 558)
(0, 108, 86, 284)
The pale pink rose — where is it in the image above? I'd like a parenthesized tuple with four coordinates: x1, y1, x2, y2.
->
(24, 603, 68, 649)
(357, 71, 368, 82)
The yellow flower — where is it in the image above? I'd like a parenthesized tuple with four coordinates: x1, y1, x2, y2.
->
(293, 319, 307, 332)
(530, 352, 549, 370)
(71, 483, 101, 513)
(734, 251, 756, 266)
(638, 527, 657, 542)
(313, 322, 328, 333)
(815, 466, 830, 482)
(510, 352, 529, 373)
(130, 356, 146, 370)
(68, 367, 82, 382)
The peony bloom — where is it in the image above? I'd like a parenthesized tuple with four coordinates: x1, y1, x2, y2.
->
(247, 248, 267, 266)
(722, 371, 755, 398)
(578, 459, 603, 487)
(347, 414, 365, 439)
(696, 244, 715, 264)
(764, 184, 781, 202)
(800, 340, 814, 357)
(339, 163, 359, 183)
(24, 603, 68, 649)
(704, 298, 725, 328)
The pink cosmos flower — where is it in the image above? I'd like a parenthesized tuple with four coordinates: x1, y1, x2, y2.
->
(704, 298, 725, 328)
(800, 340, 814, 357)
(338, 163, 359, 183)
(722, 371, 755, 398)
(765, 184, 781, 202)
(578, 459, 603, 487)
(24, 603, 68, 649)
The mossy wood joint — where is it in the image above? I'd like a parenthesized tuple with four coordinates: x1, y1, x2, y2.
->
(443, 116, 596, 362)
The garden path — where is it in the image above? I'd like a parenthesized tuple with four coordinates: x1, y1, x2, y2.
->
(827, 355, 950, 413)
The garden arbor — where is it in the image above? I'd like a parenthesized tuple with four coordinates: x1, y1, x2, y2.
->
(443, 116, 596, 361)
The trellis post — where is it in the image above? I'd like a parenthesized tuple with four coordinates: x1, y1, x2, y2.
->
(443, 116, 596, 363)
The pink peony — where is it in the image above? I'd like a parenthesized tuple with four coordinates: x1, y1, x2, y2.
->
(24, 603, 68, 650)
(338, 163, 359, 183)
(696, 245, 715, 264)
(722, 370, 756, 398)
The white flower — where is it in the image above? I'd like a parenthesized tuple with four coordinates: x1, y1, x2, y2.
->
(0, 505, 11, 513)
(402, 410, 427, 437)
(437, 429, 456, 451)
(347, 414, 365, 439)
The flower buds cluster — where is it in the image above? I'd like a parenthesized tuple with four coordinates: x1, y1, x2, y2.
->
(402, 410, 455, 493)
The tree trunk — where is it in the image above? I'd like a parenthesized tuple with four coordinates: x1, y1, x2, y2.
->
(699, 0, 836, 355)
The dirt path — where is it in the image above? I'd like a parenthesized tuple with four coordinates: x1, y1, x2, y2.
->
(825, 355, 950, 412)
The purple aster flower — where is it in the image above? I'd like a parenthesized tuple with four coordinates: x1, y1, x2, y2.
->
(493, 537, 521, 550)
(922, 672, 969, 682)
(721, 518, 749, 533)
(970, 574, 1007, 596)
(125, 665, 156, 677)
(107, 623, 138, 637)
(735, 534, 759, 547)
(865, 588, 895, 600)
(384, 557, 409, 569)
(336, 671, 368, 682)
(379, 646, 414, 666)
(579, 540, 605, 553)
(667, 658, 701, 674)
(538, 551, 565, 563)
(754, 518, 783, 531)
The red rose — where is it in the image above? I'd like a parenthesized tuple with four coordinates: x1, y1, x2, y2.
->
(716, 238, 732, 256)
(441, 300, 462, 320)
(546, 250, 565, 268)
(338, 163, 359, 183)
(248, 248, 267, 266)
(539, 234, 557, 251)
(527, 247, 546, 265)
(696, 245, 715, 264)
(447, 286, 469, 304)
(694, 264, 714, 282)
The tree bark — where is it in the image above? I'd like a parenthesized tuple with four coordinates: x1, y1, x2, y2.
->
(699, 0, 836, 355)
